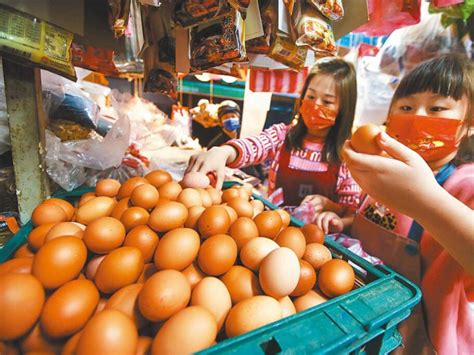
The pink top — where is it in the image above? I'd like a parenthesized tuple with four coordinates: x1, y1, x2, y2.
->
(226, 123, 361, 208)
(359, 163, 474, 354)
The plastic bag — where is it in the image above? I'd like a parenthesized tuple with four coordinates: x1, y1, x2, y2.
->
(307, 0, 344, 22)
(268, 34, 308, 71)
(246, 0, 274, 54)
(0, 61, 10, 155)
(173, 0, 231, 27)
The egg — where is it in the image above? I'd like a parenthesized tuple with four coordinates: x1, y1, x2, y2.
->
(111, 198, 131, 220)
(351, 124, 382, 155)
(44, 222, 84, 243)
(224, 205, 238, 224)
(278, 296, 296, 318)
(151, 306, 217, 355)
(197, 188, 212, 208)
(124, 225, 159, 263)
(237, 186, 251, 201)
(275, 227, 306, 259)
(181, 172, 211, 189)
(137, 263, 158, 283)
(33, 236, 87, 289)
(225, 296, 281, 338)
(43, 198, 75, 221)
(302, 224, 325, 244)
(250, 199, 264, 215)
(95, 247, 144, 294)
(303, 243, 332, 270)
(85, 255, 106, 280)
(221, 188, 240, 203)
(275, 209, 291, 227)
(138, 270, 191, 322)
(240, 237, 279, 272)
(198, 234, 237, 276)
(184, 205, 205, 230)
(76, 310, 138, 355)
(0, 274, 45, 340)
(145, 170, 172, 189)
(191, 277, 232, 330)
(148, 201, 188, 233)
(259, 247, 300, 298)
(130, 184, 160, 210)
(291, 259, 317, 297)
(120, 207, 150, 231)
(136, 336, 153, 355)
(198, 206, 231, 238)
(40, 279, 99, 338)
(19, 322, 62, 354)
(62, 331, 82, 355)
(254, 211, 282, 239)
(83, 217, 126, 254)
(229, 217, 259, 250)
(105, 283, 147, 329)
(154, 228, 200, 271)
(14, 244, 35, 258)
(182, 262, 206, 289)
(177, 188, 202, 208)
(76, 197, 117, 225)
(205, 187, 222, 205)
(79, 192, 96, 207)
(95, 178, 121, 198)
(0, 257, 33, 276)
(158, 181, 182, 201)
(27, 223, 57, 251)
(220, 266, 261, 304)
(318, 259, 355, 298)
(117, 177, 148, 199)
(227, 198, 254, 218)
(293, 290, 328, 312)
(95, 298, 108, 315)
(31, 203, 67, 226)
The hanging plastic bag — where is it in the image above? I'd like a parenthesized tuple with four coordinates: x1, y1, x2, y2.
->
(306, 0, 344, 22)
(0, 61, 10, 155)
(246, 0, 274, 54)
(174, 0, 232, 27)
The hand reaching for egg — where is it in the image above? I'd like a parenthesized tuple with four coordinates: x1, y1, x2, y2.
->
(313, 212, 344, 234)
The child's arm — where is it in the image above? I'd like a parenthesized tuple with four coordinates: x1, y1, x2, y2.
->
(343, 132, 474, 275)
(314, 210, 355, 234)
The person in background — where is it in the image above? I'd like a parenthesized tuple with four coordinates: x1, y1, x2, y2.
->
(207, 100, 242, 148)
(330, 54, 473, 354)
(186, 58, 361, 226)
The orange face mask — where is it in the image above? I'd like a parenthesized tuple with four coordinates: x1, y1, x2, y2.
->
(299, 100, 337, 130)
(387, 114, 463, 162)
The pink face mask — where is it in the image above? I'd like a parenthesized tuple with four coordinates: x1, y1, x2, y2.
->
(299, 99, 337, 130)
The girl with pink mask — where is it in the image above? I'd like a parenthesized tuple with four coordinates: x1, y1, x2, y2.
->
(186, 58, 361, 222)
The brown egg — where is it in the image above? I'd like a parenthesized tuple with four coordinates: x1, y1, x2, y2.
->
(154, 228, 200, 271)
(221, 266, 261, 304)
(240, 237, 280, 271)
(205, 187, 222, 205)
(225, 296, 281, 338)
(79, 192, 96, 207)
(137, 263, 158, 283)
(76, 310, 138, 355)
(290, 260, 317, 297)
(181, 172, 211, 189)
(318, 259, 355, 298)
(145, 170, 172, 189)
(0, 273, 45, 340)
(148, 201, 188, 233)
(184, 205, 205, 230)
(303, 243, 332, 270)
(19, 322, 62, 354)
(95, 179, 121, 198)
(237, 187, 250, 201)
(95, 247, 144, 294)
(44, 222, 84, 243)
(43, 198, 75, 221)
(278, 296, 296, 318)
(105, 283, 147, 329)
(62, 331, 82, 355)
(275, 209, 291, 227)
(224, 205, 238, 224)
(302, 224, 325, 244)
(293, 290, 327, 312)
(351, 124, 382, 155)
(198, 234, 237, 276)
(117, 176, 148, 199)
(83, 217, 126, 254)
(196, 188, 212, 208)
(138, 270, 191, 322)
(76, 197, 117, 225)
(191, 277, 232, 331)
(31, 203, 67, 226)
(111, 198, 131, 220)
(198, 206, 231, 238)
(182, 262, 206, 290)
(85, 255, 106, 280)
(177, 188, 202, 208)
(120, 207, 150, 231)
(0, 257, 33, 276)
(221, 188, 240, 203)
(155, 197, 172, 207)
(158, 181, 182, 201)
(131, 184, 160, 210)
(95, 298, 108, 315)
(229, 217, 259, 250)
(227, 198, 254, 218)
(250, 199, 264, 214)
(275, 227, 306, 259)
(136, 336, 152, 355)
(151, 306, 217, 355)
(33, 236, 87, 289)
(14, 244, 35, 258)
(27, 223, 56, 251)
(124, 225, 159, 263)
(254, 211, 282, 239)
(40, 279, 99, 338)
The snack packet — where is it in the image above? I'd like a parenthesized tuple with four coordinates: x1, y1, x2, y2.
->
(174, 0, 231, 28)
(307, 0, 344, 22)
(268, 34, 308, 71)
(246, 0, 274, 54)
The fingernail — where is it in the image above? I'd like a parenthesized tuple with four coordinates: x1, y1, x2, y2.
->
(379, 131, 389, 142)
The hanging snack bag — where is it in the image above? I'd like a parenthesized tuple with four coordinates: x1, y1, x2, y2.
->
(108, 0, 132, 38)
(246, 0, 275, 54)
(174, 0, 232, 28)
(268, 35, 308, 71)
(306, 0, 344, 22)
(228, 0, 251, 19)
(190, 10, 247, 71)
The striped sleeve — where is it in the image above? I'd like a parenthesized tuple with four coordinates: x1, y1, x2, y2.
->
(336, 163, 362, 208)
(226, 123, 288, 169)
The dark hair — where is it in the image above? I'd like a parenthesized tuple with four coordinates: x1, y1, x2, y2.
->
(284, 58, 357, 165)
(390, 54, 474, 165)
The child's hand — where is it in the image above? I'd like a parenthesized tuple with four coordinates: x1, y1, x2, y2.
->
(301, 195, 329, 214)
(314, 211, 344, 234)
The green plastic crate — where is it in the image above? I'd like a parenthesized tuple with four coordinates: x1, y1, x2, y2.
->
(0, 184, 421, 354)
